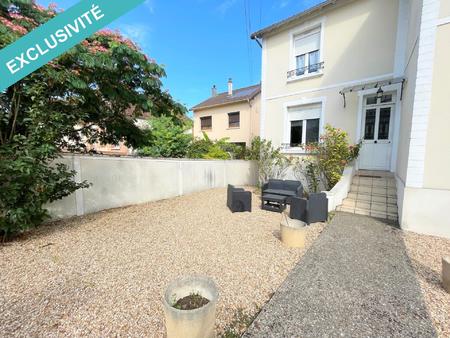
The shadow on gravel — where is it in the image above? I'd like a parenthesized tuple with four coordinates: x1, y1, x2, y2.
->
(244, 212, 437, 338)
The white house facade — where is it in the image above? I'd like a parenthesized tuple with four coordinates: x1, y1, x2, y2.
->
(252, 0, 450, 238)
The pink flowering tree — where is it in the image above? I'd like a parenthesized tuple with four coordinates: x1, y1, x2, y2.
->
(0, 1, 187, 239)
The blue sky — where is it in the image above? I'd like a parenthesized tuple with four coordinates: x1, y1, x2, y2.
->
(38, 0, 322, 114)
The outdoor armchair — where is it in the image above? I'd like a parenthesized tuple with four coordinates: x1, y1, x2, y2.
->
(290, 193, 328, 224)
(227, 185, 252, 213)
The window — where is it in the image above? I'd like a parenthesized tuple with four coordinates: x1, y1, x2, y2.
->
(290, 120, 303, 147)
(364, 109, 376, 140)
(200, 116, 212, 130)
(378, 108, 391, 140)
(366, 93, 394, 106)
(287, 104, 321, 148)
(228, 112, 240, 128)
(293, 28, 321, 77)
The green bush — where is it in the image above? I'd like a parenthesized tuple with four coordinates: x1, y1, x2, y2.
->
(187, 133, 231, 160)
(247, 137, 290, 184)
(138, 116, 191, 158)
(301, 125, 361, 191)
(0, 137, 89, 240)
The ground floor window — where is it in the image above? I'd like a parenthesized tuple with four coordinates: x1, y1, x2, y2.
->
(286, 103, 321, 148)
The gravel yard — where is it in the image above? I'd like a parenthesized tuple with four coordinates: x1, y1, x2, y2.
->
(400, 230, 450, 337)
(0, 187, 324, 337)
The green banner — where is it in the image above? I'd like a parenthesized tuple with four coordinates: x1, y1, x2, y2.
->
(0, 0, 145, 91)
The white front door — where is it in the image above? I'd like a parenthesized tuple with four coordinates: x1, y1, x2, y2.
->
(359, 95, 395, 171)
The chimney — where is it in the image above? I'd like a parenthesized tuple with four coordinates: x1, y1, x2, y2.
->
(228, 78, 233, 96)
(211, 85, 217, 97)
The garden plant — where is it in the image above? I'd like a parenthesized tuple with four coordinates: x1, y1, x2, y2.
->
(0, 1, 185, 239)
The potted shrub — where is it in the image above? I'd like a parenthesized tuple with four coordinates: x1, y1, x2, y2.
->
(163, 276, 219, 338)
(280, 212, 307, 248)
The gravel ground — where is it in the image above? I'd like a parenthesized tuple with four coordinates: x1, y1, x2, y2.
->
(399, 230, 450, 337)
(0, 187, 325, 337)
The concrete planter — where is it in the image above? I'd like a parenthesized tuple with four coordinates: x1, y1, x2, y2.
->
(443, 257, 450, 293)
(280, 213, 307, 248)
(163, 276, 219, 338)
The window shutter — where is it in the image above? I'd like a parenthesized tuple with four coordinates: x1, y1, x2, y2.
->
(288, 104, 321, 121)
(294, 30, 320, 56)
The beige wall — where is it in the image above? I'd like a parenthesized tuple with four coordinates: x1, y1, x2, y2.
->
(192, 94, 260, 146)
(262, 0, 399, 149)
(422, 20, 450, 189)
(47, 155, 258, 219)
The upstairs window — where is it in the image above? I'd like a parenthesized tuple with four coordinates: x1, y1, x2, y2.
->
(293, 28, 322, 77)
(228, 112, 240, 128)
(200, 116, 212, 130)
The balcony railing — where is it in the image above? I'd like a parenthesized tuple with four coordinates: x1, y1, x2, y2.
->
(287, 62, 324, 80)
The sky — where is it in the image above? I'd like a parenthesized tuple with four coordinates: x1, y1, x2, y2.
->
(38, 0, 323, 114)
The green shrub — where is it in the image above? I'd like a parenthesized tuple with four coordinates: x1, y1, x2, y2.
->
(301, 125, 361, 191)
(187, 133, 232, 160)
(0, 137, 89, 240)
(138, 116, 191, 158)
(248, 137, 290, 184)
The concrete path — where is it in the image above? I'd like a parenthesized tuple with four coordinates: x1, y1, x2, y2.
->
(244, 212, 436, 338)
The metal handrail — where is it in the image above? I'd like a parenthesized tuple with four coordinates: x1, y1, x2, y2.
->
(287, 62, 324, 79)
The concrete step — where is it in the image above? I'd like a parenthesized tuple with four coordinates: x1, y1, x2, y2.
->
(349, 185, 397, 197)
(343, 195, 398, 206)
(352, 178, 397, 188)
(336, 204, 398, 221)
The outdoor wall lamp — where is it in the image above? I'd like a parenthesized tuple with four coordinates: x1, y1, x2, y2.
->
(376, 87, 384, 99)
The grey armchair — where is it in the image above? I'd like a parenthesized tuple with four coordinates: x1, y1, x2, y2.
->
(227, 185, 252, 213)
(290, 193, 328, 224)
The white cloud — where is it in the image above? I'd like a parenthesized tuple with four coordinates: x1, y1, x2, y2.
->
(144, 0, 155, 14)
(119, 24, 150, 49)
(279, 0, 290, 8)
(216, 0, 237, 16)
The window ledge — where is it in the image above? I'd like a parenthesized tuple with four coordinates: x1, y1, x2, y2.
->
(227, 127, 240, 130)
(287, 71, 323, 84)
(281, 147, 308, 155)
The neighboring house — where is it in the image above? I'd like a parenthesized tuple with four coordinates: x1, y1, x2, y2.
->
(251, 0, 450, 237)
(192, 79, 260, 147)
(79, 110, 151, 156)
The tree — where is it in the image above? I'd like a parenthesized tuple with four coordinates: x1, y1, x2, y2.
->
(138, 116, 191, 158)
(0, 1, 186, 239)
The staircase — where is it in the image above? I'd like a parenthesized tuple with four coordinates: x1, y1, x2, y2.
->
(337, 170, 398, 222)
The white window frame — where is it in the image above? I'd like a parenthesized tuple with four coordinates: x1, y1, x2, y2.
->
(282, 97, 326, 154)
(288, 17, 325, 83)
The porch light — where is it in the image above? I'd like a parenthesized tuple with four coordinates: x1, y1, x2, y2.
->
(376, 87, 384, 99)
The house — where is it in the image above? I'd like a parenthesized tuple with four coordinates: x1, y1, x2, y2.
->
(77, 109, 151, 156)
(192, 79, 260, 147)
(251, 0, 450, 238)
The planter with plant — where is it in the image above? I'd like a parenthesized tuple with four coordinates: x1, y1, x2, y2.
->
(163, 276, 218, 338)
(280, 212, 307, 248)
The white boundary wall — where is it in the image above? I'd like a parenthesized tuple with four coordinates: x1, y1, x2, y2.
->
(324, 165, 355, 212)
(47, 155, 258, 219)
